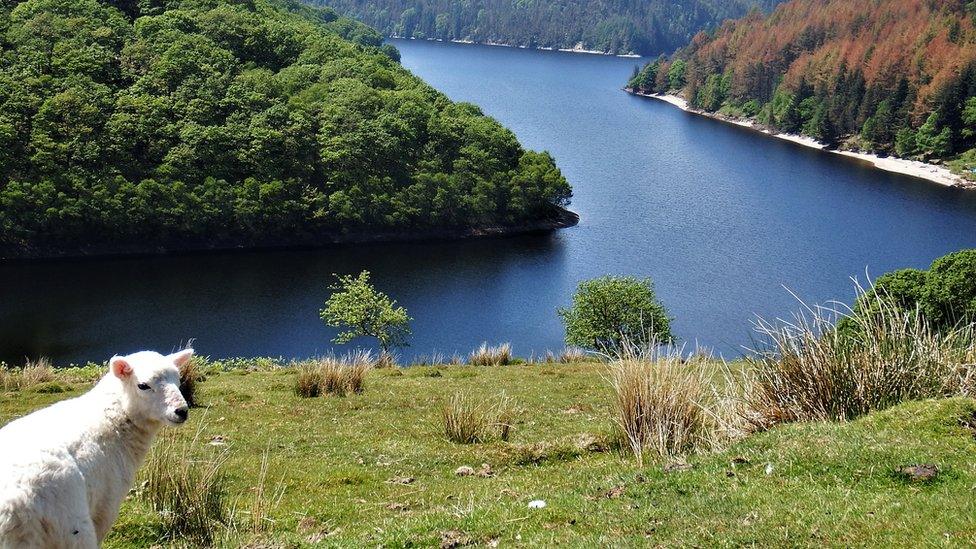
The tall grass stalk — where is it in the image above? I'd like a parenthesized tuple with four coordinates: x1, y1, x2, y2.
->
(442, 392, 516, 443)
(747, 285, 976, 428)
(140, 428, 229, 545)
(609, 345, 732, 466)
(468, 342, 513, 366)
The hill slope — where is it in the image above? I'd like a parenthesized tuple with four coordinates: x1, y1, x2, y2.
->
(3, 362, 976, 545)
(0, 0, 573, 258)
(628, 0, 976, 176)
(302, 0, 786, 56)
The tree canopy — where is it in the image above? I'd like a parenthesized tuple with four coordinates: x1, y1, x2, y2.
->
(304, 0, 785, 57)
(320, 270, 412, 352)
(0, 0, 572, 257)
(628, 0, 976, 172)
(558, 275, 673, 353)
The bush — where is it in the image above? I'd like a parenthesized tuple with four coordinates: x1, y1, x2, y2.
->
(139, 434, 229, 545)
(748, 287, 976, 429)
(320, 271, 412, 354)
(441, 392, 515, 444)
(467, 342, 513, 366)
(846, 250, 976, 333)
(559, 276, 672, 352)
(609, 347, 729, 466)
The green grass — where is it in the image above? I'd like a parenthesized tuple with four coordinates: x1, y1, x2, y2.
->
(2, 362, 976, 546)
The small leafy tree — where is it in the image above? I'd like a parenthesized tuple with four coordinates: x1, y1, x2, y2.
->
(320, 271, 411, 353)
(558, 275, 672, 353)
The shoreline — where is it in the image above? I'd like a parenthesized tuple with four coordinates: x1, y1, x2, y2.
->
(630, 91, 973, 189)
(391, 35, 642, 58)
(0, 207, 580, 262)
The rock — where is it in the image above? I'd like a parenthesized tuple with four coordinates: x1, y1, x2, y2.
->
(663, 461, 693, 473)
(577, 433, 608, 453)
(764, 463, 774, 475)
(896, 464, 939, 482)
(440, 529, 471, 548)
(528, 499, 546, 509)
(455, 466, 475, 476)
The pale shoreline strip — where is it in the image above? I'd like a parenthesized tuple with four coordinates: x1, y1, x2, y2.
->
(636, 92, 970, 189)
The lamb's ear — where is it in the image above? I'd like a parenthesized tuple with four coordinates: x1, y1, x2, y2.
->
(110, 356, 132, 379)
(168, 348, 194, 367)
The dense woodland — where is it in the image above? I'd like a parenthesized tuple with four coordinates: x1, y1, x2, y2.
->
(628, 0, 976, 172)
(303, 0, 785, 56)
(0, 0, 572, 257)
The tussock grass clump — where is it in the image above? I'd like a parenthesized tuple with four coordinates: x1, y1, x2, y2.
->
(140, 434, 229, 546)
(179, 357, 203, 407)
(294, 351, 375, 398)
(558, 347, 591, 363)
(610, 346, 731, 466)
(747, 288, 976, 428)
(468, 342, 513, 366)
(442, 392, 515, 444)
(0, 358, 55, 392)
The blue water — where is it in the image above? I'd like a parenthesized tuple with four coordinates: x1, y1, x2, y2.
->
(3, 39, 976, 365)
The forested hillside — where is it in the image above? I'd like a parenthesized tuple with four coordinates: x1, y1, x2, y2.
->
(302, 0, 785, 56)
(628, 0, 976, 175)
(0, 0, 572, 258)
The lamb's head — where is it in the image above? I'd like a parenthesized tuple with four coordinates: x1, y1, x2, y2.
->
(109, 349, 193, 426)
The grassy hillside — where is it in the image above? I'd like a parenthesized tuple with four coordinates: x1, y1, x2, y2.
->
(3, 359, 976, 546)
(0, 0, 573, 258)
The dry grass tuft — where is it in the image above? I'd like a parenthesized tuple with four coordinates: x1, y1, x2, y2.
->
(248, 448, 286, 535)
(558, 347, 591, 363)
(140, 433, 229, 545)
(441, 392, 516, 444)
(0, 358, 55, 391)
(468, 343, 513, 366)
(294, 351, 375, 398)
(609, 345, 734, 466)
(746, 287, 976, 429)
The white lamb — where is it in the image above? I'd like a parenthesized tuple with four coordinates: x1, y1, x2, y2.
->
(0, 349, 193, 548)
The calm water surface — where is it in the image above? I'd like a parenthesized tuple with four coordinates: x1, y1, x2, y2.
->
(4, 39, 976, 364)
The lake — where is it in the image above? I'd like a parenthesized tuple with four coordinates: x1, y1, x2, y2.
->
(3, 39, 976, 365)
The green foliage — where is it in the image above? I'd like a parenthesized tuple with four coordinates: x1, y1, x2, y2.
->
(667, 59, 687, 91)
(305, 0, 786, 56)
(847, 250, 976, 331)
(0, 0, 572, 257)
(320, 271, 411, 352)
(558, 275, 672, 352)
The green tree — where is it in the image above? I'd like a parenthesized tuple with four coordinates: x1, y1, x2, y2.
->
(320, 271, 412, 352)
(558, 275, 672, 352)
(667, 59, 687, 91)
(921, 249, 976, 328)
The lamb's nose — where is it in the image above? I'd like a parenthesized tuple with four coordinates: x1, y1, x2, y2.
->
(174, 407, 188, 421)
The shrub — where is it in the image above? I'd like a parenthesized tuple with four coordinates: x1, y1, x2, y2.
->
(748, 287, 976, 428)
(922, 249, 976, 328)
(559, 276, 672, 353)
(468, 342, 513, 366)
(609, 347, 728, 466)
(139, 434, 229, 545)
(320, 271, 412, 354)
(442, 392, 515, 444)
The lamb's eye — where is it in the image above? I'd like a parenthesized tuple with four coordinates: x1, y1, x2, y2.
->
(137, 382, 151, 391)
